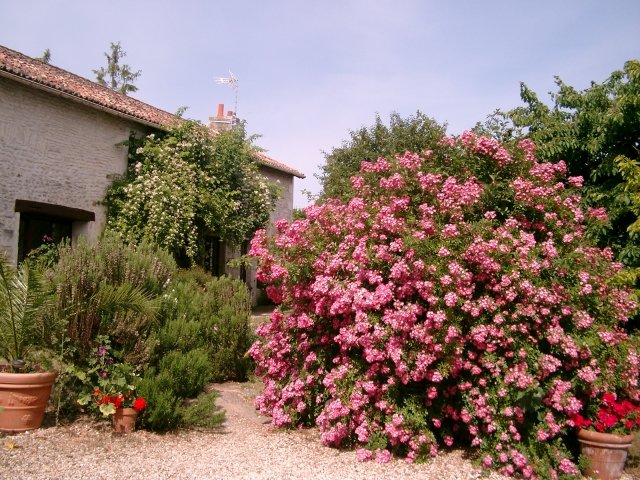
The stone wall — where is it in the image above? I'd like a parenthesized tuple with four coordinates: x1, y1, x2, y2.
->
(242, 165, 296, 302)
(0, 75, 147, 265)
(258, 165, 295, 235)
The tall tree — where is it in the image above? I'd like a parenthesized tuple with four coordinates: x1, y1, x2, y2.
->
(93, 42, 141, 95)
(319, 112, 446, 201)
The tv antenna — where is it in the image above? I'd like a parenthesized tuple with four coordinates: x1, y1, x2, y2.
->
(215, 70, 239, 117)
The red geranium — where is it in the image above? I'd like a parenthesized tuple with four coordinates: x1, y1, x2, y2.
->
(132, 397, 147, 412)
(89, 388, 147, 416)
(573, 393, 640, 434)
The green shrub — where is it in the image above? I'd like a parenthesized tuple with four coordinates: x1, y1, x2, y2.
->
(158, 348, 212, 398)
(152, 318, 203, 355)
(154, 275, 253, 381)
(49, 231, 175, 363)
(208, 305, 254, 382)
(206, 276, 251, 315)
(174, 265, 215, 288)
(136, 372, 181, 431)
(181, 391, 225, 429)
(136, 370, 225, 431)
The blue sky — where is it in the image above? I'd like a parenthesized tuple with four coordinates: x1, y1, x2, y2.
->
(1, 1, 639, 207)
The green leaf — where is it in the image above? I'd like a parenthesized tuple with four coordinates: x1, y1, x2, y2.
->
(99, 403, 116, 416)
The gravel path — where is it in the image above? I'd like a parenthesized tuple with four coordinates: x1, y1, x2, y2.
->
(0, 382, 635, 479)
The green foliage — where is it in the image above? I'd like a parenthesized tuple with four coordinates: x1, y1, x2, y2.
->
(181, 391, 225, 429)
(292, 208, 306, 221)
(135, 371, 181, 431)
(153, 274, 253, 381)
(49, 231, 174, 363)
(36, 48, 51, 64)
(135, 273, 253, 431)
(615, 155, 640, 292)
(158, 348, 212, 398)
(0, 253, 53, 363)
(92, 41, 141, 95)
(208, 303, 254, 382)
(484, 60, 640, 273)
(319, 111, 446, 200)
(136, 372, 225, 431)
(106, 121, 279, 263)
(26, 238, 60, 271)
(19, 233, 254, 431)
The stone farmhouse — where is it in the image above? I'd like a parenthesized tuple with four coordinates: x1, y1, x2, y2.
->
(0, 44, 304, 295)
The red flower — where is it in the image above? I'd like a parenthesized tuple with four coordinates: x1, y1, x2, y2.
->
(602, 392, 617, 406)
(113, 395, 123, 408)
(132, 397, 147, 412)
(571, 414, 592, 429)
(598, 409, 618, 428)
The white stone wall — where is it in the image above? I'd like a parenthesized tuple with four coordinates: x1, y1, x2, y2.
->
(242, 165, 296, 302)
(0, 75, 146, 265)
(258, 165, 295, 235)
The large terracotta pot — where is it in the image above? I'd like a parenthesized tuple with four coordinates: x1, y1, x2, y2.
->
(113, 407, 138, 433)
(0, 371, 57, 433)
(577, 428, 635, 480)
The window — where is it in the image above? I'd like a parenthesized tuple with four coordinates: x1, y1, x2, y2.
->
(18, 215, 71, 262)
(14, 200, 95, 263)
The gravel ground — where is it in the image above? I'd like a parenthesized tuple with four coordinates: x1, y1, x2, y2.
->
(0, 382, 636, 480)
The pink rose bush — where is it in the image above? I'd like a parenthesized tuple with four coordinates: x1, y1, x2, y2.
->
(248, 132, 640, 479)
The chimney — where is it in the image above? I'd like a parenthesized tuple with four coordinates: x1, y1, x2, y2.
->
(209, 102, 235, 133)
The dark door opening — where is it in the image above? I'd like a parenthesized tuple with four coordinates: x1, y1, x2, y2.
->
(204, 236, 224, 276)
(18, 214, 71, 263)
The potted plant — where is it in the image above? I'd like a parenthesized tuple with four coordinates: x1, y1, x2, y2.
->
(0, 254, 58, 432)
(77, 338, 146, 432)
(572, 393, 640, 480)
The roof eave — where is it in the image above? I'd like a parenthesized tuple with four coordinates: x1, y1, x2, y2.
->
(258, 161, 305, 179)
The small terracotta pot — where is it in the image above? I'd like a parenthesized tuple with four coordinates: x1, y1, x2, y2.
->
(0, 371, 57, 433)
(577, 428, 635, 480)
(113, 407, 138, 433)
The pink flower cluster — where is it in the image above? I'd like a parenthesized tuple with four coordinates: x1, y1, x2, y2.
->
(249, 135, 639, 479)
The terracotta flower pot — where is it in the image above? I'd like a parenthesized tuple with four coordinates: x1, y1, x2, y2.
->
(113, 407, 138, 433)
(0, 371, 57, 433)
(577, 428, 635, 480)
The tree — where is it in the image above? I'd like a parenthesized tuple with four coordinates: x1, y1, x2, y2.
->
(319, 111, 446, 201)
(480, 60, 640, 272)
(106, 120, 279, 265)
(93, 42, 141, 95)
(36, 48, 51, 64)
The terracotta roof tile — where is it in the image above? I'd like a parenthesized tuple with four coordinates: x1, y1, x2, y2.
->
(0, 44, 176, 127)
(255, 151, 305, 178)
